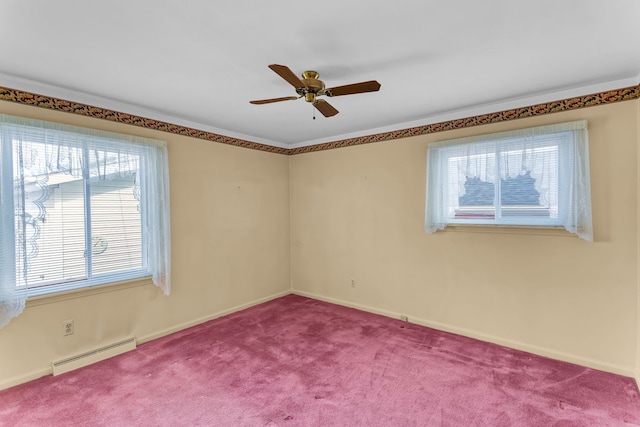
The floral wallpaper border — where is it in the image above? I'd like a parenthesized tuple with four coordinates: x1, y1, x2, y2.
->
(290, 85, 640, 154)
(1, 84, 639, 156)
(0, 86, 289, 155)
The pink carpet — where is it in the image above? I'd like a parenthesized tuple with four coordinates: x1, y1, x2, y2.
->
(1, 295, 639, 426)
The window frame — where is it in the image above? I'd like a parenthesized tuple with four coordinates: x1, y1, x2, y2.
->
(0, 114, 170, 307)
(425, 120, 593, 240)
(20, 153, 149, 298)
(441, 138, 565, 227)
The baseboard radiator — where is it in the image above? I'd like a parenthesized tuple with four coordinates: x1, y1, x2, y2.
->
(51, 337, 137, 376)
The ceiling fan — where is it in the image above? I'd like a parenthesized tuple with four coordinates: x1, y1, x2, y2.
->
(250, 64, 381, 118)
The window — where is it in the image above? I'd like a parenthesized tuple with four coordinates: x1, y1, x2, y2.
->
(0, 114, 171, 329)
(425, 120, 592, 241)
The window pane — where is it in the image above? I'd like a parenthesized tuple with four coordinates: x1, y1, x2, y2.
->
(15, 142, 86, 287)
(499, 144, 558, 219)
(457, 176, 496, 219)
(90, 173, 142, 275)
(447, 150, 497, 220)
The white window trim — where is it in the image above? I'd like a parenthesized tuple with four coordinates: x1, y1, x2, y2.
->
(425, 120, 593, 241)
(0, 114, 171, 329)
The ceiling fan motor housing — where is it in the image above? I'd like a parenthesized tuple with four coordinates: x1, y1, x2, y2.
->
(298, 71, 325, 103)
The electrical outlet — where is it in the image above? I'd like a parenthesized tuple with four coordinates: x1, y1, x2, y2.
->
(351, 278, 356, 288)
(63, 319, 74, 336)
(400, 315, 409, 322)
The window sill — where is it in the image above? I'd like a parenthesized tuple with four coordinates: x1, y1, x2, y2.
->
(444, 224, 574, 237)
(26, 276, 154, 308)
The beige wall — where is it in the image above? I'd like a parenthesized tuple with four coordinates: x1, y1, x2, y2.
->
(0, 101, 291, 389)
(637, 97, 640, 384)
(2, 96, 639, 389)
(291, 100, 639, 376)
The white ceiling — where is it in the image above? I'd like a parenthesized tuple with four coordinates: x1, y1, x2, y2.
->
(1, 1, 639, 149)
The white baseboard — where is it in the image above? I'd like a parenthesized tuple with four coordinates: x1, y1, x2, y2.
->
(0, 290, 291, 391)
(292, 289, 635, 378)
(137, 290, 291, 345)
(3, 289, 633, 391)
(0, 368, 52, 392)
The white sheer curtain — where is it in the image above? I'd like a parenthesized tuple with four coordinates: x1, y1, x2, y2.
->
(140, 142, 172, 293)
(425, 120, 592, 241)
(0, 127, 26, 329)
(0, 114, 171, 329)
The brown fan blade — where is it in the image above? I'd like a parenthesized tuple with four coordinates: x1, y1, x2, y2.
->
(325, 80, 381, 97)
(250, 96, 299, 105)
(313, 99, 339, 117)
(268, 64, 307, 89)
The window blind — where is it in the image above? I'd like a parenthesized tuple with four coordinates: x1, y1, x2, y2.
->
(425, 120, 592, 240)
(1, 114, 171, 328)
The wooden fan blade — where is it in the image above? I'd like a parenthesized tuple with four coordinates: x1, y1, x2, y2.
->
(250, 96, 299, 105)
(268, 64, 307, 89)
(326, 80, 381, 97)
(313, 99, 339, 117)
